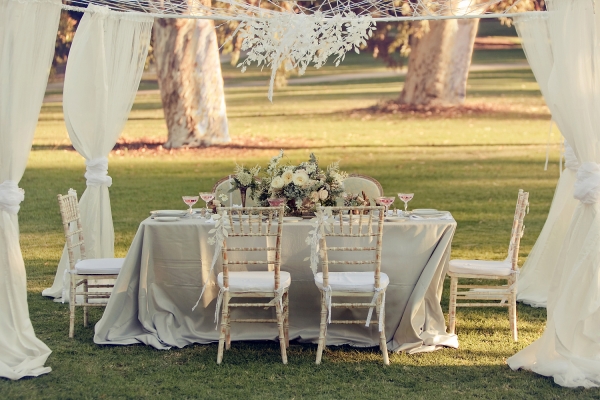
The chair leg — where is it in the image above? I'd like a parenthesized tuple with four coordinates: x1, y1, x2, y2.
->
(83, 279, 89, 327)
(283, 290, 290, 348)
(69, 277, 76, 338)
(510, 290, 518, 342)
(376, 294, 389, 365)
(316, 291, 327, 365)
(448, 275, 458, 335)
(275, 294, 288, 364)
(225, 298, 232, 351)
(217, 292, 230, 364)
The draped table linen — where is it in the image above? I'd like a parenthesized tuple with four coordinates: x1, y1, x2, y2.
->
(43, 5, 153, 301)
(95, 217, 457, 353)
(0, 0, 61, 380)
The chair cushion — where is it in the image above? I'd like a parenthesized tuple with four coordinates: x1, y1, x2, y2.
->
(75, 258, 124, 275)
(314, 272, 390, 292)
(449, 259, 513, 277)
(217, 271, 291, 292)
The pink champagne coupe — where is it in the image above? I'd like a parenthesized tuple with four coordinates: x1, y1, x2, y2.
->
(268, 198, 286, 218)
(377, 196, 395, 215)
(398, 193, 414, 212)
(182, 196, 199, 215)
(267, 197, 286, 207)
(199, 192, 215, 211)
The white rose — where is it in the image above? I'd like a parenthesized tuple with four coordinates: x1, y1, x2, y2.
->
(319, 189, 328, 201)
(282, 170, 294, 184)
(293, 171, 309, 187)
(310, 191, 319, 202)
(271, 176, 284, 189)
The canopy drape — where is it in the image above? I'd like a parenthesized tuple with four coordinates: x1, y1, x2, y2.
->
(42, 4, 153, 301)
(0, 0, 60, 380)
(508, 0, 600, 387)
(513, 13, 580, 308)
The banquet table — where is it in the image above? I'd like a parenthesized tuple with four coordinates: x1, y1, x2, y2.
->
(94, 214, 458, 353)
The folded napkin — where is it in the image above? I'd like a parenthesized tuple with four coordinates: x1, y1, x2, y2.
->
(410, 212, 453, 221)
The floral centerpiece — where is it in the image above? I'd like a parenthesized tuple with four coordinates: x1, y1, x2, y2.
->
(253, 151, 347, 216)
(229, 164, 261, 207)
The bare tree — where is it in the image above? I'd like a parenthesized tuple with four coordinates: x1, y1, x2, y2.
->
(399, 19, 479, 106)
(153, 15, 229, 148)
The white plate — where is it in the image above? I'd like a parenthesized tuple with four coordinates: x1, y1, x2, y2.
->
(150, 210, 186, 216)
(283, 217, 302, 222)
(412, 209, 439, 215)
(154, 216, 181, 222)
(385, 216, 407, 222)
(412, 212, 450, 219)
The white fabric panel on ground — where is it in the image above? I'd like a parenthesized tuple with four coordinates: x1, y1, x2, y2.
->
(0, 0, 60, 380)
(514, 11, 581, 308)
(43, 5, 153, 300)
(508, 0, 600, 388)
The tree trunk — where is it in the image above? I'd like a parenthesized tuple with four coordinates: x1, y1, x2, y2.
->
(399, 19, 479, 106)
(153, 17, 229, 148)
(446, 19, 480, 103)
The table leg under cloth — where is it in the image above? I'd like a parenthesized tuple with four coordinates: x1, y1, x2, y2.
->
(94, 218, 458, 353)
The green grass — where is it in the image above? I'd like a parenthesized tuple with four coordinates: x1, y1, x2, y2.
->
(4, 49, 595, 398)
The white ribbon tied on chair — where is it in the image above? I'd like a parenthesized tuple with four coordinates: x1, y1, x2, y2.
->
(85, 157, 112, 187)
(0, 180, 25, 215)
(564, 142, 580, 172)
(574, 162, 600, 204)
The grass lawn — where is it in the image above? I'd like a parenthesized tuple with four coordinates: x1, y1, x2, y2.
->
(3, 45, 597, 399)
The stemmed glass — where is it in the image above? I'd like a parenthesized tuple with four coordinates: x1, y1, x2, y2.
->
(398, 193, 414, 213)
(182, 196, 199, 216)
(377, 196, 395, 216)
(199, 192, 215, 211)
(268, 198, 286, 218)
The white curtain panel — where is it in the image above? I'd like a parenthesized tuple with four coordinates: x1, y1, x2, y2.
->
(42, 5, 153, 300)
(508, 0, 600, 388)
(0, 0, 60, 380)
(517, 148, 578, 308)
(513, 14, 580, 308)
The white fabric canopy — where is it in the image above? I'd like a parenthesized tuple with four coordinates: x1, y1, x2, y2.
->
(517, 141, 579, 307)
(42, 5, 153, 300)
(0, 0, 60, 380)
(513, 13, 580, 308)
(508, 0, 600, 388)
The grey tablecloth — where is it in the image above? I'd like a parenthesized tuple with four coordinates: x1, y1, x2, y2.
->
(94, 217, 458, 353)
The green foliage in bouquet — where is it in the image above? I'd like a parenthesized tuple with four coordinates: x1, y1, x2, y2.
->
(253, 151, 347, 214)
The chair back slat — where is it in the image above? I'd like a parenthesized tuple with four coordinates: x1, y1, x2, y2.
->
(508, 191, 529, 271)
(318, 206, 385, 288)
(57, 190, 86, 271)
(217, 206, 284, 290)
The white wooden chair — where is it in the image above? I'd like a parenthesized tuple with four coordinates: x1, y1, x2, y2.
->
(57, 190, 124, 338)
(341, 174, 384, 205)
(447, 189, 529, 341)
(311, 205, 389, 365)
(215, 206, 288, 364)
